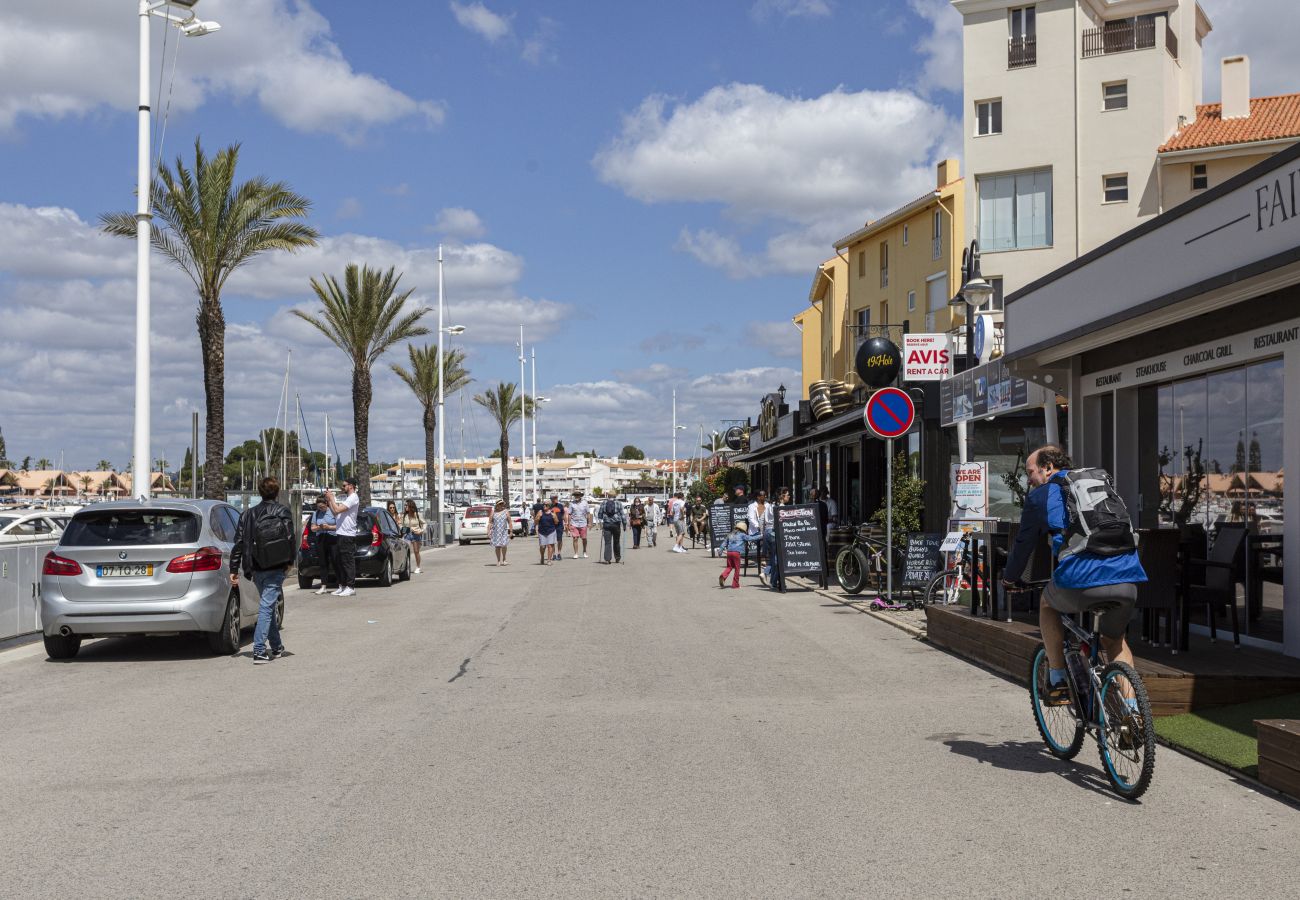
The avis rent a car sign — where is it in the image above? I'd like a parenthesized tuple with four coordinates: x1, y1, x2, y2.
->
(903, 334, 953, 381)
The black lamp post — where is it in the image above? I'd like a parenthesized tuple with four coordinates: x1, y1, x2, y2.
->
(777, 383, 786, 404)
(949, 239, 994, 371)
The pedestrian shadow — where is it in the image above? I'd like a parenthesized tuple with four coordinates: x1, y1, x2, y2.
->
(936, 735, 1117, 799)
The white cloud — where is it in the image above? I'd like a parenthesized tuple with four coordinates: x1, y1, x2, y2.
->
(450, 2, 513, 43)
(909, 0, 963, 95)
(744, 321, 801, 360)
(594, 82, 957, 277)
(432, 207, 487, 239)
(521, 17, 559, 65)
(1202, 0, 1300, 101)
(0, 1, 444, 138)
(382, 183, 412, 197)
(751, 0, 833, 21)
(335, 197, 364, 220)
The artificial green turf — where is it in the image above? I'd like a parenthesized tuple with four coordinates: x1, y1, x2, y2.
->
(1154, 692, 1300, 777)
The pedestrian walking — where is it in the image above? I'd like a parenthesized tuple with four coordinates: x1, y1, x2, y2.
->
(597, 493, 626, 564)
(717, 521, 762, 589)
(669, 492, 689, 553)
(644, 497, 660, 547)
(567, 489, 591, 558)
(309, 495, 338, 595)
(629, 497, 646, 549)
(489, 499, 512, 566)
(536, 499, 560, 565)
(323, 477, 361, 596)
(549, 494, 567, 563)
(400, 499, 425, 574)
(229, 476, 294, 664)
(747, 490, 774, 584)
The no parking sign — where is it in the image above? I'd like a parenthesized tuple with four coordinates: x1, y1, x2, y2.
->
(863, 387, 916, 440)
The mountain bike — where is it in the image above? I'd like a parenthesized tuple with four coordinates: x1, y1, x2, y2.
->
(1027, 602, 1157, 800)
(835, 525, 906, 595)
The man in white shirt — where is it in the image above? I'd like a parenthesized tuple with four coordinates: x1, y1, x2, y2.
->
(324, 478, 361, 596)
(568, 490, 591, 558)
(821, 484, 839, 527)
(670, 492, 689, 553)
(746, 490, 774, 582)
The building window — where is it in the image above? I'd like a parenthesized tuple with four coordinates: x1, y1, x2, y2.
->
(976, 99, 1003, 135)
(977, 168, 1053, 251)
(881, 301, 890, 326)
(987, 276, 1004, 312)
(907, 290, 917, 313)
(855, 308, 870, 345)
(1103, 81, 1128, 111)
(903, 224, 909, 245)
(857, 250, 865, 277)
(1103, 173, 1129, 203)
(932, 209, 943, 259)
(925, 271, 948, 332)
(1008, 6, 1036, 68)
(1192, 163, 1208, 191)
(879, 242, 889, 288)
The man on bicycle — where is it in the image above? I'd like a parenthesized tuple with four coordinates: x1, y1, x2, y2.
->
(1002, 445, 1147, 707)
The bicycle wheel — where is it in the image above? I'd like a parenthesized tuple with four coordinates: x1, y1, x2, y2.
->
(1097, 661, 1156, 800)
(1028, 645, 1084, 759)
(835, 546, 871, 594)
(923, 569, 955, 606)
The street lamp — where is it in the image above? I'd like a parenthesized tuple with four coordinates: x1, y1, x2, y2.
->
(949, 239, 994, 371)
(671, 388, 687, 496)
(532, 396, 550, 499)
(132, 0, 220, 501)
(434, 242, 465, 547)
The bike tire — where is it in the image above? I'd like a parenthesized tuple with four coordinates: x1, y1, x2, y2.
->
(1097, 661, 1156, 800)
(923, 569, 956, 606)
(835, 546, 871, 595)
(1028, 645, 1085, 760)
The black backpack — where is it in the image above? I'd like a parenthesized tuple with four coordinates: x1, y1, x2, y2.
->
(1050, 469, 1138, 562)
(602, 498, 619, 522)
(251, 503, 295, 569)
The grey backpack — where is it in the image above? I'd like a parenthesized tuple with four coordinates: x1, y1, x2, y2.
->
(1050, 469, 1138, 562)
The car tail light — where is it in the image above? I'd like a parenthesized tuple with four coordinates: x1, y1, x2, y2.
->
(301, 522, 311, 551)
(43, 551, 82, 576)
(371, 524, 382, 546)
(166, 546, 224, 573)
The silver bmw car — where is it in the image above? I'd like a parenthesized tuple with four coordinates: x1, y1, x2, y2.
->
(39, 499, 279, 660)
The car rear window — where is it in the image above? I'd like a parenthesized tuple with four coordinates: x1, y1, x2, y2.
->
(61, 510, 201, 546)
(466, 506, 491, 517)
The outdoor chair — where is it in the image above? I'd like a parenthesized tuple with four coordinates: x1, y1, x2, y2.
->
(1136, 528, 1180, 649)
(1184, 523, 1247, 647)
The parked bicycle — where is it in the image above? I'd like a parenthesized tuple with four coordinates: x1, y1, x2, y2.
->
(835, 524, 906, 595)
(1028, 601, 1157, 800)
(921, 532, 975, 607)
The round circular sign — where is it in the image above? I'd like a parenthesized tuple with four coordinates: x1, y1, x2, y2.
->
(974, 314, 988, 362)
(724, 426, 746, 451)
(854, 337, 901, 387)
(863, 387, 916, 439)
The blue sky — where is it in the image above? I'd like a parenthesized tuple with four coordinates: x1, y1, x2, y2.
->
(0, 0, 1289, 469)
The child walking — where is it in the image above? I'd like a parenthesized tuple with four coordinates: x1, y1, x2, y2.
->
(718, 521, 762, 589)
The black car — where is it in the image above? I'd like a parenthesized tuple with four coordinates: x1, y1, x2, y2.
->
(297, 507, 413, 590)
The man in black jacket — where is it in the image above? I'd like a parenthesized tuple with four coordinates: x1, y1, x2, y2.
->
(230, 477, 294, 664)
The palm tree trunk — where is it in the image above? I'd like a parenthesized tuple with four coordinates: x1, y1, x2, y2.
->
(423, 403, 437, 527)
(353, 364, 373, 506)
(499, 428, 510, 506)
(198, 294, 226, 500)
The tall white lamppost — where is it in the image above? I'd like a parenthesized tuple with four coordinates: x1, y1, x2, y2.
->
(533, 395, 550, 500)
(518, 326, 527, 504)
(132, 0, 220, 500)
(434, 243, 465, 547)
(671, 389, 686, 497)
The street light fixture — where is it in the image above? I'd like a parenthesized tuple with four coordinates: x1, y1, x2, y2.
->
(132, 0, 220, 501)
(532, 396, 549, 500)
(949, 239, 994, 371)
(433, 244, 464, 547)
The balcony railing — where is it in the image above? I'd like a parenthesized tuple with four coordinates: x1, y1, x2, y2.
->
(1081, 18, 1175, 58)
(1008, 36, 1036, 68)
(932, 236, 942, 260)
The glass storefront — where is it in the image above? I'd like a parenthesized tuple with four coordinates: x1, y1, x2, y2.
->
(1137, 358, 1285, 644)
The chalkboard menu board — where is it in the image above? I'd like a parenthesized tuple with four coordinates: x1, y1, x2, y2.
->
(708, 503, 735, 554)
(773, 503, 826, 589)
(902, 533, 946, 588)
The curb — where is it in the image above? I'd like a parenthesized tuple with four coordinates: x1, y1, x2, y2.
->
(811, 586, 927, 640)
(1152, 735, 1300, 810)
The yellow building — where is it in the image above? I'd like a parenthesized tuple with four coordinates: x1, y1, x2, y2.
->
(802, 253, 849, 389)
(834, 159, 966, 366)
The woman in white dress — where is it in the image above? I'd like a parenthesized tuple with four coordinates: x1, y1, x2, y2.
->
(489, 499, 512, 566)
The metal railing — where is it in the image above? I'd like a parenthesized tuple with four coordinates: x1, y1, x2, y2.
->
(932, 236, 942, 260)
(1008, 36, 1036, 69)
(1081, 18, 1157, 58)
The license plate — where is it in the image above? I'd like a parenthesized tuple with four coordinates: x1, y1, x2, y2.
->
(96, 564, 154, 577)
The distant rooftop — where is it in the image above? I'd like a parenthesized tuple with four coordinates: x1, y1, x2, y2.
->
(1159, 94, 1300, 153)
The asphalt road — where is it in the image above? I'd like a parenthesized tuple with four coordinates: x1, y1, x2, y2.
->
(2, 532, 1297, 898)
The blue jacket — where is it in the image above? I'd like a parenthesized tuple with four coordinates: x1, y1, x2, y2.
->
(723, 530, 763, 554)
(1003, 471, 1146, 589)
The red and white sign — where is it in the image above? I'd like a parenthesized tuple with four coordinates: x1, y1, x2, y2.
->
(951, 462, 988, 517)
(903, 334, 954, 381)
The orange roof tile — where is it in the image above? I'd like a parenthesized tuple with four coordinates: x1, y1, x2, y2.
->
(1159, 94, 1300, 153)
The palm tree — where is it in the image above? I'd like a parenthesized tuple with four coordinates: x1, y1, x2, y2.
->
(36, 457, 51, 470)
(80, 474, 93, 495)
(473, 382, 533, 505)
(96, 459, 113, 472)
(391, 344, 471, 518)
(101, 139, 319, 500)
(293, 264, 429, 506)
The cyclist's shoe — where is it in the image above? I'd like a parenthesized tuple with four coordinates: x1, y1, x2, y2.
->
(1043, 681, 1072, 707)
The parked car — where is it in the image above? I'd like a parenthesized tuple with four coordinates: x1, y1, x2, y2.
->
(296, 506, 412, 589)
(458, 504, 492, 544)
(38, 499, 275, 660)
(0, 510, 68, 544)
